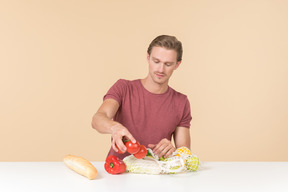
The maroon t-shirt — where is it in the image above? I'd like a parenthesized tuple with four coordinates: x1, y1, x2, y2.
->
(104, 79, 192, 159)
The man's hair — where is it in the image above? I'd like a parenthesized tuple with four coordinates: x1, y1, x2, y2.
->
(147, 35, 183, 62)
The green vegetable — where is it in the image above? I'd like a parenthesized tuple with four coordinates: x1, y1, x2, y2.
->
(123, 155, 161, 174)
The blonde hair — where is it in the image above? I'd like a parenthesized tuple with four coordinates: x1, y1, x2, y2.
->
(147, 35, 183, 62)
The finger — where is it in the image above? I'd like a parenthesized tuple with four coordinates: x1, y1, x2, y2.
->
(153, 143, 167, 156)
(124, 132, 136, 143)
(153, 139, 169, 154)
(158, 144, 171, 158)
(152, 139, 164, 151)
(148, 144, 156, 149)
(164, 148, 175, 158)
(115, 138, 126, 152)
(111, 138, 118, 152)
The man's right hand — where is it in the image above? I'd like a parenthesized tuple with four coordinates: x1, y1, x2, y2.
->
(111, 123, 136, 153)
(91, 98, 136, 153)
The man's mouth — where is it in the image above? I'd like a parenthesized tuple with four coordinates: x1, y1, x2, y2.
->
(155, 73, 165, 78)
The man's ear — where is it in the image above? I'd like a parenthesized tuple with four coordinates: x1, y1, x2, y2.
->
(146, 53, 150, 61)
(175, 61, 182, 69)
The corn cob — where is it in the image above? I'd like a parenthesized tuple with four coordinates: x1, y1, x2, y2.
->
(174, 146, 192, 158)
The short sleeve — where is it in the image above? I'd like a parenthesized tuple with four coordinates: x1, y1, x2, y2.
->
(103, 79, 128, 106)
(178, 98, 192, 128)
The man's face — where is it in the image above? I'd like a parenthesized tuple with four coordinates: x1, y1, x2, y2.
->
(147, 46, 181, 85)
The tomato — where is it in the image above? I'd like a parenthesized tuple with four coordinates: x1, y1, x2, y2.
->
(125, 141, 140, 154)
(133, 145, 147, 159)
(115, 144, 126, 154)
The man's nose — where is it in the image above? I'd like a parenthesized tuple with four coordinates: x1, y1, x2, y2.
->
(158, 63, 164, 72)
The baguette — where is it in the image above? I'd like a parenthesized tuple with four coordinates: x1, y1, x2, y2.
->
(63, 154, 97, 180)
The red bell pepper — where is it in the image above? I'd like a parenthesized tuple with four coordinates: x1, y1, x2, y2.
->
(104, 155, 126, 174)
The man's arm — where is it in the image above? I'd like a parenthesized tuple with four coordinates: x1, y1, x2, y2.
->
(147, 127, 191, 158)
(91, 98, 136, 152)
(173, 126, 191, 149)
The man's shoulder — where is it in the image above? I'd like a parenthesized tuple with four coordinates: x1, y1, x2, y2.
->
(115, 79, 140, 87)
(116, 78, 139, 84)
(112, 79, 140, 90)
(169, 87, 188, 100)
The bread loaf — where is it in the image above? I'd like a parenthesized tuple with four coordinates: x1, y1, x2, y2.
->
(64, 154, 97, 180)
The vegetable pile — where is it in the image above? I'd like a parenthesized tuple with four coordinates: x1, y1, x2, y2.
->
(105, 143, 200, 175)
(124, 147, 200, 174)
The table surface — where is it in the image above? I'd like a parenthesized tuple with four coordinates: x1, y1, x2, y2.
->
(0, 161, 287, 192)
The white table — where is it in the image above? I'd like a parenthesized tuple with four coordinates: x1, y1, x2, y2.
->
(0, 162, 287, 192)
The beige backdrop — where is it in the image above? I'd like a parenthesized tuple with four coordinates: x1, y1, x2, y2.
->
(1, 0, 287, 162)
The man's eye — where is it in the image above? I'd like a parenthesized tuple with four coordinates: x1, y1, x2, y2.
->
(154, 61, 159, 63)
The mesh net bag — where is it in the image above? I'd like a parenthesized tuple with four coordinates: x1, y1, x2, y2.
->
(123, 155, 162, 174)
(123, 147, 200, 175)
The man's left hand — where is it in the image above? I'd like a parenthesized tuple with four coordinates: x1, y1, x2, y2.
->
(148, 138, 176, 158)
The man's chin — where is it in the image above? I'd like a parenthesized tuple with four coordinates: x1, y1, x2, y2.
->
(153, 77, 167, 85)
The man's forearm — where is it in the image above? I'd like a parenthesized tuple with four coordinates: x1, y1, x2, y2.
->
(92, 112, 136, 152)
(174, 127, 191, 149)
(91, 112, 120, 134)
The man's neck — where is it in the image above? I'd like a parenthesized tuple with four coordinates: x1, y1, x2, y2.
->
(141, 77, 169, 94)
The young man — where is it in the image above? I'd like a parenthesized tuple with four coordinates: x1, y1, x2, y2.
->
(92, 35, 192, 159)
